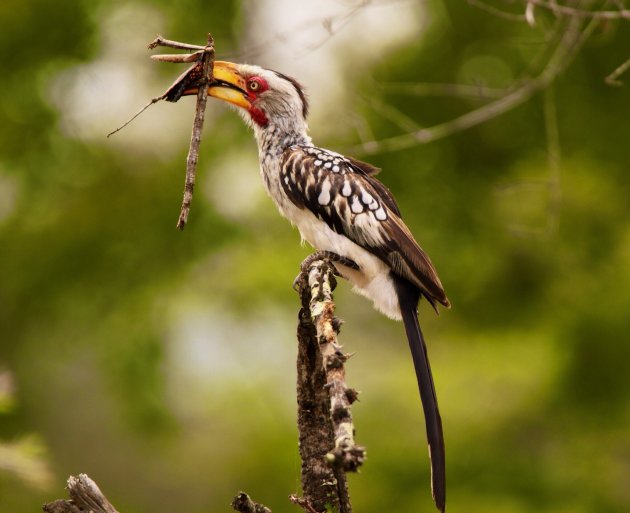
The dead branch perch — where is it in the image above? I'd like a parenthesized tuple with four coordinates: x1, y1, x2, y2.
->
(42, 474, 119, 513)
(294, 255, 366, 513)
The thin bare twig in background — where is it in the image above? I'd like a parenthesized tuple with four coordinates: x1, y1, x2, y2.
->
(467, 0, 528, 21)
(230, 0, 413, 61)
(293, 0, 373, 57)
(495, 85, 563, 237)
(525, 0, 630, 19)
(543, 85, 562, 234)
(348, 109, 377, 148)
(525, 0, 538, 27)
(360, 95, 421, 133)
(605, 57, 630, 85)
(349, 10, 600, 155)
(379, 81, 509, 100)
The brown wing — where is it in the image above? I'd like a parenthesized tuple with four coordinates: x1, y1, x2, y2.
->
(281, 145, 449, 309)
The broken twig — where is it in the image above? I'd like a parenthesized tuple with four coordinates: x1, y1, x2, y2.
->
(606, 57, 630, 86)
(107, 33, 216, 229)
(148, 35, 207, 51)
(176, 34, 215, 230)
(106, 97, 162, 138)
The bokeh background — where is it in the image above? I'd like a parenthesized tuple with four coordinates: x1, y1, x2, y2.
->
(1, 1, 629, 512)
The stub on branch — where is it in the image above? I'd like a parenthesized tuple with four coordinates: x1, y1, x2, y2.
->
(42, 474, 119, 513)
(231, 492, 272, 513)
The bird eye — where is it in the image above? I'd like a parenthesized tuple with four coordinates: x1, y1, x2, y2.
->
(248, 79, 260, 91)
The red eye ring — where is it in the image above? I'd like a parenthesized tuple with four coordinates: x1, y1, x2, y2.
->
(247, 77, 268, 93)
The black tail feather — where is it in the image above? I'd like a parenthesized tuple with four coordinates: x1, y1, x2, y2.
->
(393, 275, 446, 513)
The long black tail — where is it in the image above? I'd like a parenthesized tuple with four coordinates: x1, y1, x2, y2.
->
(393, 275, 446, 513)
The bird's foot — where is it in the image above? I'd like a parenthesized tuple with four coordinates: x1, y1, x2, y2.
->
(293, 251, 359, 291)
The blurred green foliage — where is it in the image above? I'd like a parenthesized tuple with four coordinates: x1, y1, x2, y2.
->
(1, 1, 629, 512)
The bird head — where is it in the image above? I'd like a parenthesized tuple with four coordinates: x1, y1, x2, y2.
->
(180, 61, 309, 131)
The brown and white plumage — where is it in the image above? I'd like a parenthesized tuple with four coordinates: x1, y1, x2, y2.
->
(281, 145, 449, 315)
(188, 61, 449, 512)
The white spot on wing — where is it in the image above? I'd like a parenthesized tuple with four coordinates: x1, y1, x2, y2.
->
(342, 181, 351, 196)
(361, 189, 374, 205)
(318, 179, 332, 205)
(351, 196, 364, 214)
(375, 207, 387, 220)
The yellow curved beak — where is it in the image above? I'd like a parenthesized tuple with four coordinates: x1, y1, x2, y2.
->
(205, 61, 251, 109)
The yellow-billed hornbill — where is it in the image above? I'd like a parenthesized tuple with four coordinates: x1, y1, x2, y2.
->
(182, 61, 449, 512)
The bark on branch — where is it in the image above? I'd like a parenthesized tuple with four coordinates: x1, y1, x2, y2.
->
(294, 256, 366, 513)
